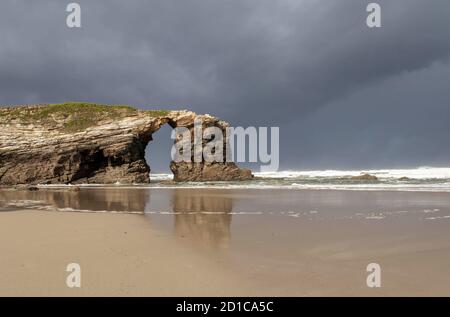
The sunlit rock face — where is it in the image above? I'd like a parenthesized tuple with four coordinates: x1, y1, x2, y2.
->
(0, 104, 252, 185)
(167, 110, 253, 182)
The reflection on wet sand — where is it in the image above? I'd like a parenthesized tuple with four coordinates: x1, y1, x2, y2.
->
(0, 188, 149, 212)
(0, 187, 235, 251)
(171, 189, 232, 251)
(0, 187, 233, 252)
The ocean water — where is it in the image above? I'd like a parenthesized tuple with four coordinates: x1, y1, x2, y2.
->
(145, 167, 450, 192)
(34, 167, 450, 192)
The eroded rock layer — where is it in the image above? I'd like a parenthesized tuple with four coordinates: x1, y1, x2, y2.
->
(0, 104, 252, 185)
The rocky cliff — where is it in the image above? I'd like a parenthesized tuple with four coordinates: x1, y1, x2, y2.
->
(0, 103, 252, 185)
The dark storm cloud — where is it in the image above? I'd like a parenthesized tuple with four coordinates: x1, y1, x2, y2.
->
(1, 0, 450, 169)
(281, 60, 450, 169)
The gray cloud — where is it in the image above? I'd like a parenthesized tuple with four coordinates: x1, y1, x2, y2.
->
(1, 0, 449, 170)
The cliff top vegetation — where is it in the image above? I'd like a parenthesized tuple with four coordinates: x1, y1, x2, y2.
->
(0, 102, 170, 132)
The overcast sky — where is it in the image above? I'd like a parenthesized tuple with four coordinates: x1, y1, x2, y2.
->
(1, 0, 449, 171)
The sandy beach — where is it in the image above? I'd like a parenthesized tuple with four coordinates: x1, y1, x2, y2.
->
(1, 187, 450, 296)
(0, 209, 259, 296)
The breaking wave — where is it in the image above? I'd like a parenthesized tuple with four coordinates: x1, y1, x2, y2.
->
(35, 167, 450, 192)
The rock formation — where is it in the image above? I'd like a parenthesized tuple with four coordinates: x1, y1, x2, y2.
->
(350, 173, 378, 181)
(0, 103, 252, 185)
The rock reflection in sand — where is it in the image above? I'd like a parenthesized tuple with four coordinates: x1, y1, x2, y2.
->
(0, 188, 149, 213)
(171, 189, 232, 251)
(0, 187, 233, 251)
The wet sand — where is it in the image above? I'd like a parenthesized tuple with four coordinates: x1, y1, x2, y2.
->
(0, 210, 257, 296)
(1, 187, 450, 296)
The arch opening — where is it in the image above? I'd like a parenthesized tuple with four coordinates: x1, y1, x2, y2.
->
(144, 123, 174, 181)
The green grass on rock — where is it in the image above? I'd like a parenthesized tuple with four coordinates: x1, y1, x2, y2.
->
(0, 102, 170, 132)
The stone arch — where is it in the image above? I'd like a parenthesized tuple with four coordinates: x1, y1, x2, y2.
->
(0, 107, 253, 185)
(141, 113, 253, 182)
